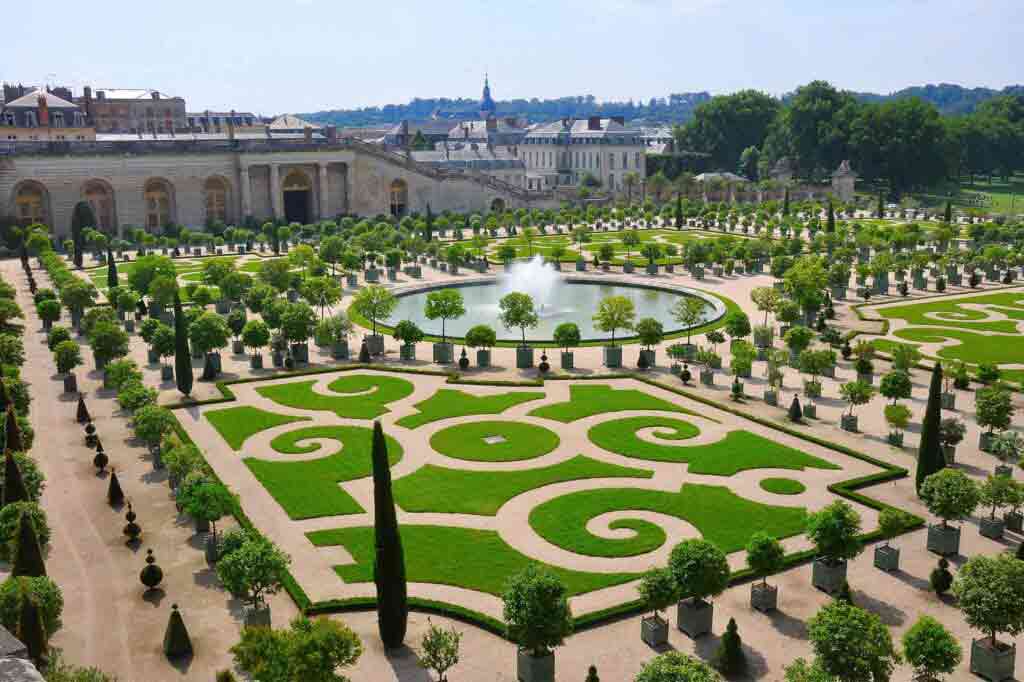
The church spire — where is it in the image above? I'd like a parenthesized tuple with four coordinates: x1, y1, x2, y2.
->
(480, 73, 496, 118)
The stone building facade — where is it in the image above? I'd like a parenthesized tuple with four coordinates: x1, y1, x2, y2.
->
(831, 160, 857, 202)
(0, 137, 554, 237)
(522, 117, 646, 193)
(77, 87, 188, 134)
(0, 89, 95, 142)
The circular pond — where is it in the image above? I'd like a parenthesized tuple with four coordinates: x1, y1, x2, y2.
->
(384, 278, 725, 343)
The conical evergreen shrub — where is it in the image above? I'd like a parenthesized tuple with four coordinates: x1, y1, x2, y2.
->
(714, 617, 746, 675)
(585, 665, 600, 682)
(107, 248, 118, 290)
(788, 395, 803, 423)
(3, 450, 30, 506)
(11, 510, 46, 578)
(76, 394, 90, 423)
(107, 469, 124, 507)
(4, 407, 24, 453)
(173, 294, 193, 397)
(163, 604, 193, 659)
(17, 592, 47, 667)
(359, 339, 371, 363)
(371, 421, 407, 648)
(916, 364, 945, 493)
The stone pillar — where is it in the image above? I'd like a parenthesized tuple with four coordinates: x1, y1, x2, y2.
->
(240, 164, 252, 220)
(269, 163, 281, 220)
(318, 162, 329, 220)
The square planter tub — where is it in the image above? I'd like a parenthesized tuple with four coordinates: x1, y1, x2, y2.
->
(873, 545, 900, 571)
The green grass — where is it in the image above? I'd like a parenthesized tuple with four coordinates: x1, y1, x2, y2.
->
(893, 327, 1024, 365)
(588, 417, 838, 475)
(306, 525, 637, 597)
(529, 384, 700, 423)
(244, 426, 403, 519)
(393, 455, 651, 515)
(760, 478, 807, 495)
(429, 421, 560, 462)
(529, 483, 808, 558)
(396, 389, 545, 429)
(878, 292, 1024, 334)
(255, 374, 415, 419)
(205, 406, 309, 450)
(956, 174, 1024, 214)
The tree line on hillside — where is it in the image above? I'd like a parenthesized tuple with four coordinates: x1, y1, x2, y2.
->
(673, 81, 1024, 196)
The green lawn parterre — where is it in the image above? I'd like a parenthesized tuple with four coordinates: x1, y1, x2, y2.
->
(256, 374, 415, 419)
(429, 420, 560, 462)
(760, 478, 807, 495)
(587, 417, 838, 475)
(879, 292, 1024, 334)
(205, 405, 309, 450)
(529, 384, 701, 423)
(396, 389, 545, 429)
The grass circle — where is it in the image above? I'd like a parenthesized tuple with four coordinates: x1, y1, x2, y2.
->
(587, 416, 701, 462)
(759, 478, 806, 495)
(430, 421, 560, 462)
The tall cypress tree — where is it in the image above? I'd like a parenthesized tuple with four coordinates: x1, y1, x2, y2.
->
(3, 451, 30, 506)
(424, 203, 434, 242)
(916, 364, 946, 493)
(782, 187, 790, 216)
(826, 199, 835, 233)
(70, 201, 95, 269)
(11, 510, 46, 578)
(107, 247, 118, 290)
(371, 420, 407, 648)
(17, 592, 47, 667)
(173, 293, 192, 397)
(675, 193, 683, 229)
(944, 200, 953, 224)
(876, 191, 884, 219)
(4, 407, 23, 453)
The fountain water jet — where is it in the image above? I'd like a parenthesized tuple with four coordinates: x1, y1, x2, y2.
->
(499, 255, 565, 316)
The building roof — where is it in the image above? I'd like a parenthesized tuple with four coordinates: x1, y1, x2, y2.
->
(525, 117, 641, 141)
(96, 131, 325, 142)
(93, 88, 178, 100)
(3, 89, 79, 110)
(387, 119, 454, 137)
(269, 114, 319, 130)
(412, 143, 524, 170)
(695, 172, 748, 183)
(187, 111, 257, 119)
(449, 118, 526, 140)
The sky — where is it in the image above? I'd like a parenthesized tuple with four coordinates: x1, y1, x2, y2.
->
(2, 0, 1021, 116)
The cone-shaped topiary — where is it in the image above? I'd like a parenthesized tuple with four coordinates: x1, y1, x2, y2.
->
(140, 548, 163, 591)
(17, 591, 47, 667)
(107, 248, 118, 291)
(916, 364, 945, 493)
(4, 407, 24, 453)
(93, 443, 108, 473)
(76, 394, 90, 424)
(358, 339, 371, 363)
(714, 617, 746, 675)
(123, 502, 141, 545)
(163, 603, 193, 659)
(3, 450, 30, 506)
(371, 420, 407, 648)
(930, 557, 952, 595)
(585, 665, 600, 682)
(173, 294, 193, 397)
(107, 469, 124, 507)
(11, 509, 47, 578)
(788, 395, 803, 423)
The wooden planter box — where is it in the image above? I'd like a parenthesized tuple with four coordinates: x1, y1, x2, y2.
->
(250, 354, 264, 370)
(943, 445, 956, 464)
(400, 344, 416, 362)
(641, 614, 669, 647)
(638, 349, 656, 368)
(364, 268, 380, 283)
(699, 369, 714, 386)
(560, 352, 574, 370)
(941, 392, 956, 410)
(603, 346, 622, 368)
(980, 517, 1006, 540)
(646, 264, 658, 275)
(841, 414, 859, 432)
(161, 365, 174, 381)
(516, 346, 535, 369)
(575, 260, 586, 272)
(676, 598, 713, 638)
(433, 342, 454, 364)
(927, 524, 960, 555)
(476, 349, 491, 368)
(811, 558, 847, 594)
(244, 605, 272, 629)
(232, 339, 245, 355)
(750, 582, 777, 613)
(63, 374, 77, 394)
(365, 334, 385, 356)
(1005, 511, 1023, 533)
(888, 431, 904, 447)
(971, 638, 1015, 682)
(873, 545, 900, 572)
(803, 403, 817, 419)
(516, 649, 555, 682)
(763, 389, 778, 406)
(331, 343, 350, 360)
(623, 262, 635, 274)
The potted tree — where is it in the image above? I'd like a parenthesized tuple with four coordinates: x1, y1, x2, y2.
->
(763, 349, 787, 406)
(807, 500, 862, 594)
(1005, 480, 1024, 533)
(322, 313, 353, 360)
(783, 326, 814, 367)
(280, 302, 317, 365)
(424, 288, 465, 364)
(635, 317, 663, 369)
(465, 324, 496, 368)
(227, 308, 247, 356)
(90, 320, 130, 373)
(920, 468, 980, 556)
(499, 292, 539, 369)
(696, 348, 719, 387)
(216, 533, 291, 628)
(670, 296, 707, 359)
(839, 380, 875, 432)
(54, 339, 83, 394)
(593, 295, 635, 368)
(939, 417, 966, 464)
(351, 285, 397, 356)
(642, 242, 662, 275)
(36, 298, 61, 331)
(139, 317, 163, 365)
(598, 243, 615, 272)
(553, 322, 581, 371)
(188, 312, 231, 378)
(241, 319, 270, 370)
(978, 385, 1016, 453)
(874, 508, 910, 572)
(941, 364, 958, 409)
(152, 323, 176, 381)
(637, 567, 676, 647)
(669, 539, 729, 638)
(729, 341, 756, 399)
(393, 320, 425, 362)
(746, 532, 784, 612)
(991, 431, 1022, 478)
(884, 404, 911, 448)
(503, 565, 572, 682)
(954, 554, 1024, 681)
(978, 475, 1015, 540)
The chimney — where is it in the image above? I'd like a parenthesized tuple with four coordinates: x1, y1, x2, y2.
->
(326, 125, 338, 143)
(151, 91, 160, 100)
(588, 116, 601, 131)
(486, 116, 497, 132)
(97, 91, 105, 100)
(303, 125, 313, 142)
(37, 94, 49, 126)
(611, 116, 625, 126)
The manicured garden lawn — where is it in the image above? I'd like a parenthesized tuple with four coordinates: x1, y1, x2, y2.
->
(396, 389, 545, 429)
(393, 455, 651, 515)
(894, 327, 1024, 365)
(588, 417, 838, 475)
(244, 426, 403, 519)
(760, 478, 807, 495)
(879, 292, 1024, 334)
(429, 420, 560, 462)
(255, 374, 415, 419)
(529, 483, 808, 557)
(306, 525, 638, 597)
(529, 384, 700, 423)
(205, 405, 309, 450)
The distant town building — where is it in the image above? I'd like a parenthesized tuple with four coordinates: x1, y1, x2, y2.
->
(522, 116, 646, 193)
(449, 117, 528, 147)
(479, 74, 497, 118)
(186, 110, 259, 133)
(641, 126, 675, 154)
(383, 119, 454, 149)
(0, 88, 95, 142)
(831, 160, 857, 202)
(267, 114, 320, 134)
(412, 142, 526, 189)
(77, 87, 188, 134)
(769, 157, 794, 184)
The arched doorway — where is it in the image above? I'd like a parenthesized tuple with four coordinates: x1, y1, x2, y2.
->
(13, 181, 49, 227)
(82, 180, 117, 233)
(490, 197, 506, 213)
(389, 179, 408, 218)
(282, 170, 312, 224)
(204, 176, 230, 225)
(143, 178, 175, 232)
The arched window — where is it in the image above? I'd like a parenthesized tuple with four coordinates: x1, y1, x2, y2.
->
(205, 177, 229, 224)
(14, 182, 47, 226)
(389, 179, 408, 218)
(144, 179, 173, 231)
(83, 180, 115, 232)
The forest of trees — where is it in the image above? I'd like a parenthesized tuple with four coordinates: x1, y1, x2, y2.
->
(674, 81, 1024, 196)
